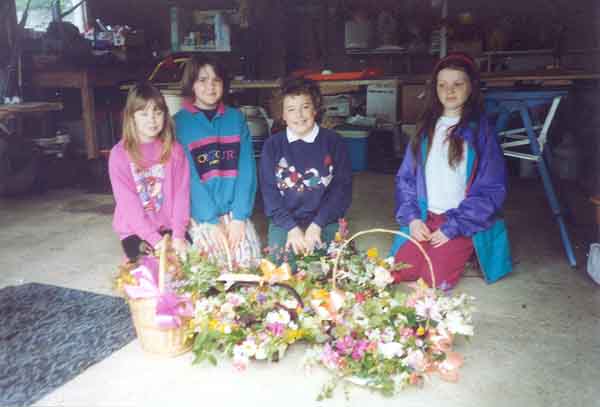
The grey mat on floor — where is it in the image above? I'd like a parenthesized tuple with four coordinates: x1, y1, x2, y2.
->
(0, 283, 136, 407)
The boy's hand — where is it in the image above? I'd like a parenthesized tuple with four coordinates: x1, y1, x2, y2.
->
(430, 229, 449, 248)
(226, 219, 246, 250)
(304, 223, 322, 254)
(409, 219, 431, 242)
(286, 227, 307, 255)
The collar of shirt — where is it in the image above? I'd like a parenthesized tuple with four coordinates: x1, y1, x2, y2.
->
(286, 124, 319, 143)
(182, 98, 226, 116)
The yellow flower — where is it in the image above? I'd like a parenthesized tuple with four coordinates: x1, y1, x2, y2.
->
(416, 326, 426, 336)
(334, 232, 342, 242)
(208, 319, 220, 331)
(311, 289, 329, 300)
(367, 247, 379, 259)
(284, 329, 303, 344)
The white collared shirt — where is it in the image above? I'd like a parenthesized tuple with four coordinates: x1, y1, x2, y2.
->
(286, 124, 319, 143)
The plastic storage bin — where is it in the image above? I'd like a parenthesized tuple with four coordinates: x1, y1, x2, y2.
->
(337, 128, 369, 172)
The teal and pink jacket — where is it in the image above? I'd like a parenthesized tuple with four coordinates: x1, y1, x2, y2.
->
(174, 100, 257, 224)
(391, 116, 513, 283)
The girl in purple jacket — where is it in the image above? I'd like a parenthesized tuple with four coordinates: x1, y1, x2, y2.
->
(392, 53, 512, 288)
(109, 82, 190, 262)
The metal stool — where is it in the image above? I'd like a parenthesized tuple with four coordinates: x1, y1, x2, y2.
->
(485, 89, 577, 267)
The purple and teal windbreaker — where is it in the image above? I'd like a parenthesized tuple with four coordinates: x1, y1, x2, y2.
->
(392, 116, 513, 283)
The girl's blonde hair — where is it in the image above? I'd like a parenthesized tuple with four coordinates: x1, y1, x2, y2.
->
(121, 82, 174, 167)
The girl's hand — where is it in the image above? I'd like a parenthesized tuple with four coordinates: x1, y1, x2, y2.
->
(409, 219, 431, 242)
(286, 227, 307, 255)
(430, 229, 449, 248)
(226, 219, 246, 250)
(209, 223, 229, 252)
(304, 223, 322, 254)
(172, 237, 188, 259)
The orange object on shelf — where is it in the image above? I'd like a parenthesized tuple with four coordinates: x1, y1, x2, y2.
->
(303, 68, 384, 81)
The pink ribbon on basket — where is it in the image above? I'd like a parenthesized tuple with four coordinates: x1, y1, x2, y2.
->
(124, 259, 193, 329)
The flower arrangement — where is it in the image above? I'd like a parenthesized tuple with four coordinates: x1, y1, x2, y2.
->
(115, 226, 476, 399)
(303, 280, 475, 399)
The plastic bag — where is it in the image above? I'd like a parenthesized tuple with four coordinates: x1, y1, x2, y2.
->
(587, 243, 600, 285)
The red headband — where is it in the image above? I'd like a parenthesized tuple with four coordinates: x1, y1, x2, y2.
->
(433, 53, 476, 74)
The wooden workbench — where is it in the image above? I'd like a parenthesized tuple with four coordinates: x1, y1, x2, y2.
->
(0, 101, 63, 115)
(0, 102, 63, 139)
(30, 67, 140, 159)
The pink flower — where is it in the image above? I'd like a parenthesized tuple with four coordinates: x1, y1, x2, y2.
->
(267, 322, 285, 336)
(322, 344, 342, 369)
(400, 327, 415, 338)
(335, 336, 355, 355)
(233, 359, 247, 372)
(351, 340, 369, 360)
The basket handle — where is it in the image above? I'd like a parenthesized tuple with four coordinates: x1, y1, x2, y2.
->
(332, 228, 435, 290)
(158, 234, 170, 294)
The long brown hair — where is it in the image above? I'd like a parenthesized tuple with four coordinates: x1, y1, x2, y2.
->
(122, 82, 174, 167)
(412, 53, 483, 168)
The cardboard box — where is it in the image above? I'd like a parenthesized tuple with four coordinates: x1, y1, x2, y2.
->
(366, 81, 398, 123)
(400, 83, 426, 124)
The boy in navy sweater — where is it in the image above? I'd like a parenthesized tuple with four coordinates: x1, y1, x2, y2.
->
(259, 78, 352, 266)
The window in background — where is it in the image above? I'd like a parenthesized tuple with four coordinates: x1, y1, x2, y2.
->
(16, 0, 87, 33)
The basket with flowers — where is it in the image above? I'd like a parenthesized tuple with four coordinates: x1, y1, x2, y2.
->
(116, 223, 476, 399)
(115, 235, 195, 356)
(300, 229, 475, 399)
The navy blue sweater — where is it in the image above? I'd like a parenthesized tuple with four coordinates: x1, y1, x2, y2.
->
(259, 127, 352, 230)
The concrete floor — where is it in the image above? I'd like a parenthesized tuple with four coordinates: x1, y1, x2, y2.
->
(1, 172, 598, 407)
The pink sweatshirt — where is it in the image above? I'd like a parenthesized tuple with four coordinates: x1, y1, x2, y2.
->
(108, 139, 190, 246)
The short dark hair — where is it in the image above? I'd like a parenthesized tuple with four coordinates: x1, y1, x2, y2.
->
(180, 54, 229, 98)
(279, 77, 323, 118)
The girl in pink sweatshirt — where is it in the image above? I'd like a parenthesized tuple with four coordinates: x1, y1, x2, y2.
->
(109, 82, 190, 261)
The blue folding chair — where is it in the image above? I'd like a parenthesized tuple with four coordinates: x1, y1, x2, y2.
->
(484, 89, 577, 267)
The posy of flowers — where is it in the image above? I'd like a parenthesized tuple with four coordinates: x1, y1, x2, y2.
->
(117, 223, 476, 400)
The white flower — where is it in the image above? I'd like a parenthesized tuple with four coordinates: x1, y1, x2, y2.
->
(255, 344, 268, 360)
(405, 349, 426, 370)
(381, 326, 396, 343)
(378, 342, 405, 359)
(265, 309, 291, 325)
(233, 345, 250, 371)
(366, 328, 381, 342)
(299, 315, 319, 330)
(219, 302, 236, 320)
(373, 266, 394, 289)
(240, 339, 257, 357)
(288, 321, 298, 330)
(281, 299, 299, 309)
(195, 298, 216, 315)
(415, 296, 442, 322)
(443, 310, 474, 336)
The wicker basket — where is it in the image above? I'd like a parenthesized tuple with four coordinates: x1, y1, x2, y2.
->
(332, 228, 435, 289)
(128, 235, 192, 356)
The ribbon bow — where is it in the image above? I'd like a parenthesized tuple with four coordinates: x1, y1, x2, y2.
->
(217, 259, 292, 287)
(124, 263, 193, 329)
